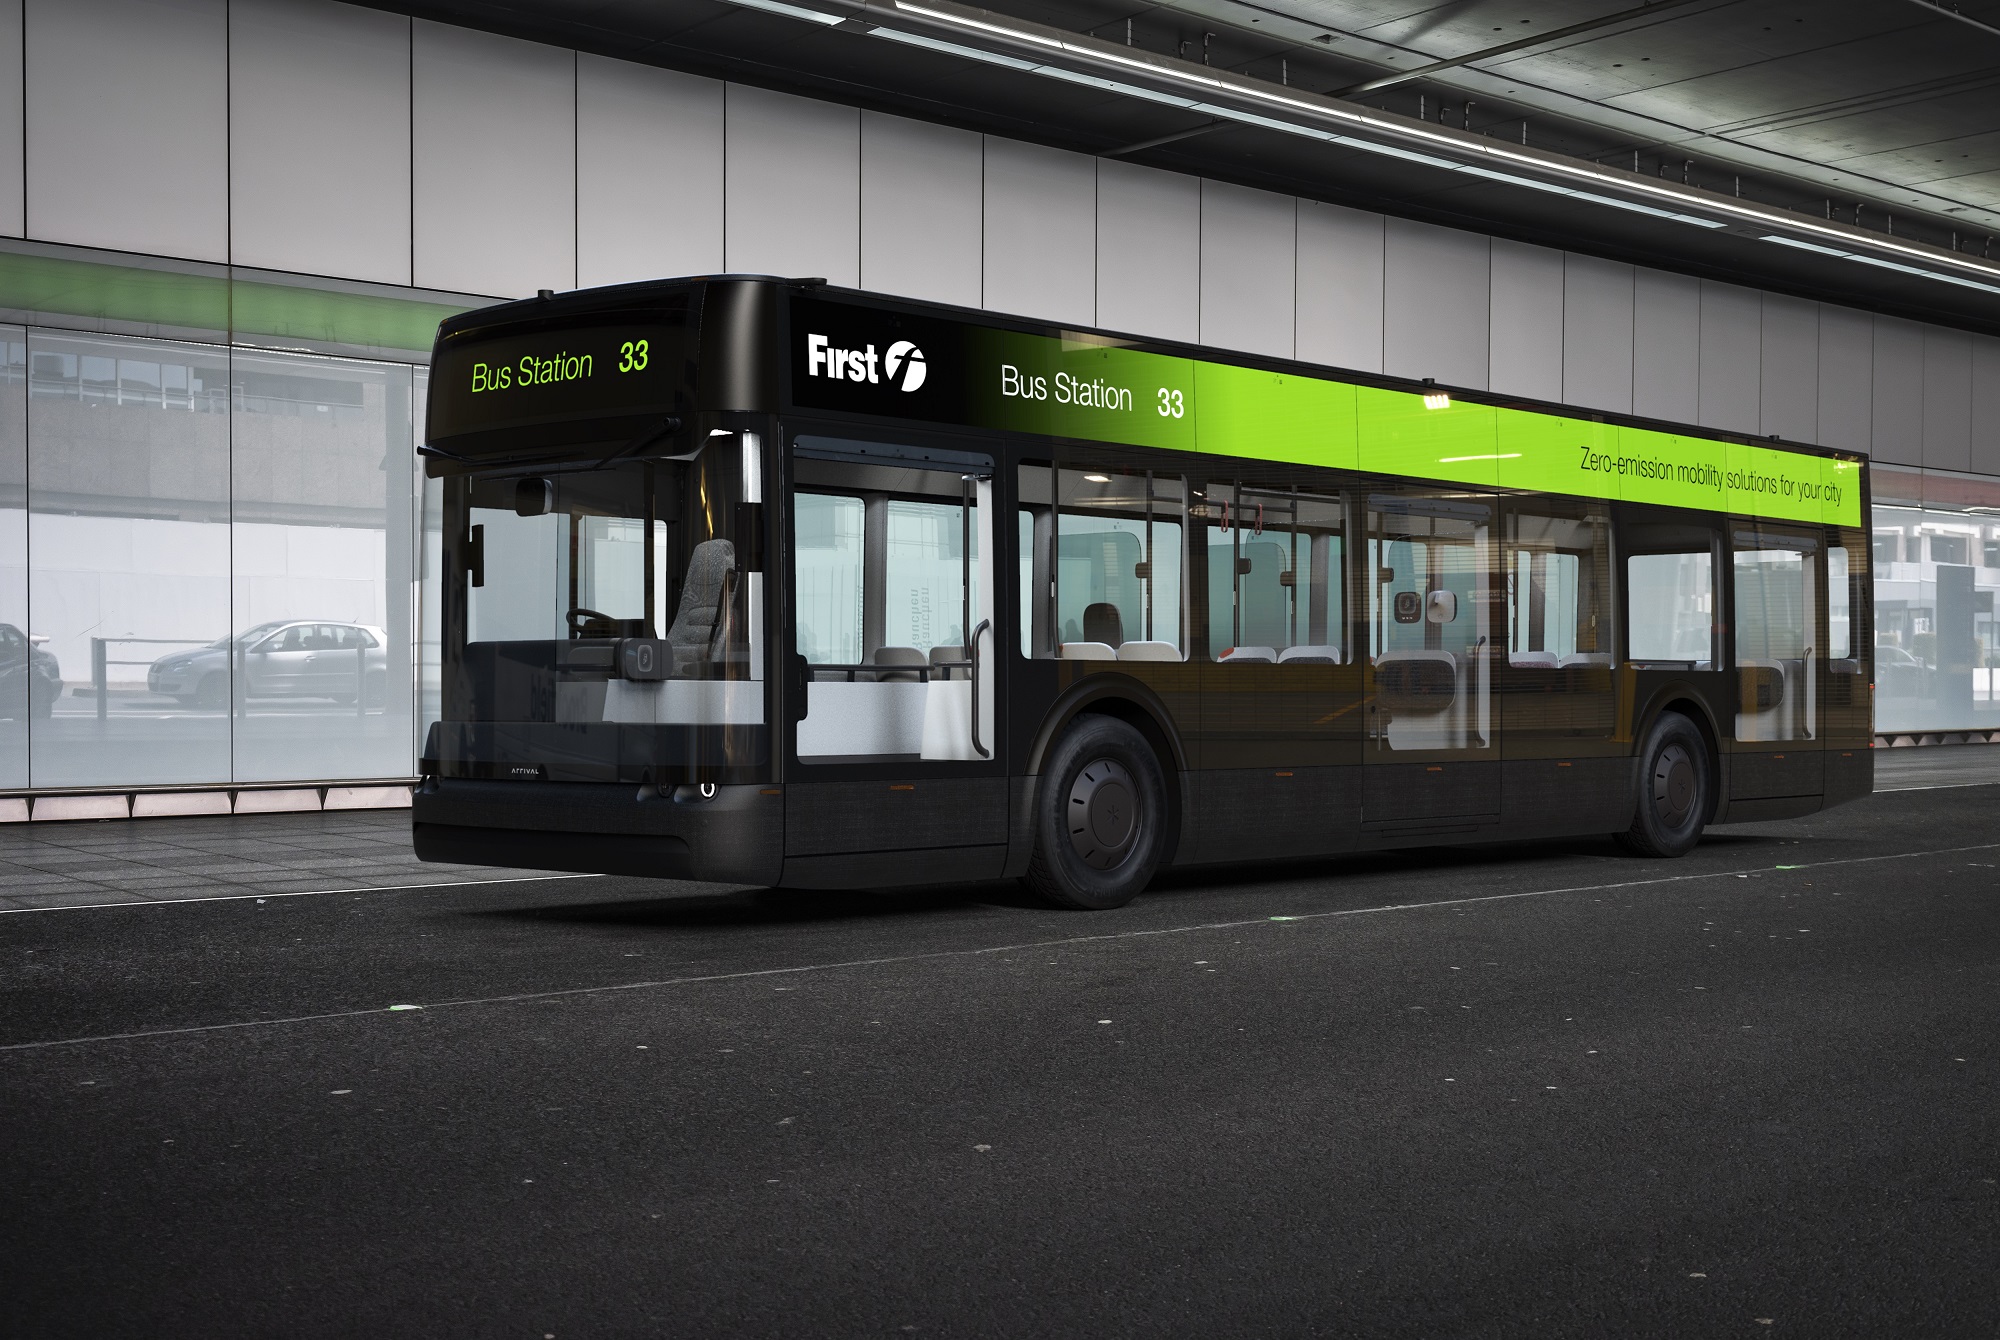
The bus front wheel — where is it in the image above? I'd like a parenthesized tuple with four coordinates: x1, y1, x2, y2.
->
(1616, 711, 1711, 858)
(1025, 715, 1167, 911)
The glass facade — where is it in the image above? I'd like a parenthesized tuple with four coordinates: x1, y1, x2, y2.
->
(1872, 467, 2000, 736)
(3, 322, 425, 792)
(0, 263, 1990, 796)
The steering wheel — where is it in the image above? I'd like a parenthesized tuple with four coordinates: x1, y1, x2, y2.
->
(566, 607, 615, 638)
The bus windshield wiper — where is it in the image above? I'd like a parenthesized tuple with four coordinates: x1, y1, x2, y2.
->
(594, 416, 684, 469)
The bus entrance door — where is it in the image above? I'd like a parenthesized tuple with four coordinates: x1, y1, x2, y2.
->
(1730, 527, 1824, 804)
(784, 438, 1004, 884)
(1362, 490, 1500, 831)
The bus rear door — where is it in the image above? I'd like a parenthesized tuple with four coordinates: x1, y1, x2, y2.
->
(1363, 489, 1501, 830)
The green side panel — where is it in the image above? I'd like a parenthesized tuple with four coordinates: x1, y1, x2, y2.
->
(1355, 387, 1501, 488)
(1194, 362, 1356, 468)
(1820, 456, 1864, 526)
(970, 330, 1196, 450)
(0, 250, 229, 332)
(1495, 413, 1617, 502)
(231, 279, 465, 353)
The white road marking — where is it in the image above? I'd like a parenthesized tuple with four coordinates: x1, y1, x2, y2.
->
(4, 839, 1997, 1055)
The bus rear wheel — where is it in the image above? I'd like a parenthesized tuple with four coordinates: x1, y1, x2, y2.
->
(1025, 715, 1167, 911)
(1616, 711, 1710, 858)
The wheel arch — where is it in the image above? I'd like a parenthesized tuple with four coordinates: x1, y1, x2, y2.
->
(1637, 686, 1725, 822)
(1024, 675, 1188, 857)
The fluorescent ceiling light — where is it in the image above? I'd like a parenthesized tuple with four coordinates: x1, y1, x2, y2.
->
(728, 0, 844, 24)
(733, 0, 2000, 297)
(1760, 235, 2000, 297)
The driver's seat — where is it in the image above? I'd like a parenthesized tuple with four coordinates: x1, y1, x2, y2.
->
(666, 538, 736, 674)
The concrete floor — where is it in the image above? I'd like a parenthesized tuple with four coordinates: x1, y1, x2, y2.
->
(1, 748, 1996, 1336)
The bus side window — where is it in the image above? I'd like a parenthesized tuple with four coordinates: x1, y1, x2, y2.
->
(1626, 549, 1715, 668)
(1201, 482, 1343, 664)
(1019, 463, 1187, 662)
(1827, 545, 1852, 661)
(1506, 503, 1614, 669)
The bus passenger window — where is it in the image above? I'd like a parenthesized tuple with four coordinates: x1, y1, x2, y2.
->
(1626, 550, 1714, 668)
(1827, 545, 1852, 661)
(1201, 483, 1343, 663)
(1506, 505, 1613, 669)
(1019, 464, 1186, 662)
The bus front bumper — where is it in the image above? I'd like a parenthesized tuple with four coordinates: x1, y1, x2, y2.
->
(412, 778, 784, 885)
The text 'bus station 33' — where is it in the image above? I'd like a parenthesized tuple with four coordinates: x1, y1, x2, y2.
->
(413, 275, 1871, 910)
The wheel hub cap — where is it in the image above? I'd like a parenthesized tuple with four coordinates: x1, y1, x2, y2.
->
(1068, 759, 1138, 871)
(1653, 744, 1696, 828)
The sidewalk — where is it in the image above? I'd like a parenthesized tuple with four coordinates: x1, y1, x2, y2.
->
(0, 810, 554, 913)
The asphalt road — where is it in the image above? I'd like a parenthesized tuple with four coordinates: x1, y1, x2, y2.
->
(3, 770, 1997, 1337)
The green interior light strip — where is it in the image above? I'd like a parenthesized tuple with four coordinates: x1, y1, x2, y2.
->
(0, 249, 467, 354)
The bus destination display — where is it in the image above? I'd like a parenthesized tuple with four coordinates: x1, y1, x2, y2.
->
(429, 323, 681, 443)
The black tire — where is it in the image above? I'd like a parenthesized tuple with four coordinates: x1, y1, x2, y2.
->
(1616, 711, 1711, 858)
(31, 683, 56, 719)
(1025, 715, 1169, 911)
(195, 674, 229, 711)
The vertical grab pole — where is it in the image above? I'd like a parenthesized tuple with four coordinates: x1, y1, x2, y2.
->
(1049, 459, 1060, 655)
(92, 637, 106, 722)
(961, 474, 973, 670)
(1144, 470, 1155, 642)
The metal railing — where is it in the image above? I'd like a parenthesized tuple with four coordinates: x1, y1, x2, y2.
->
(88, 637, 376, 719)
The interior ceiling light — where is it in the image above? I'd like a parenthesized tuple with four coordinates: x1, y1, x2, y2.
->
(717, 0, 2000, 301)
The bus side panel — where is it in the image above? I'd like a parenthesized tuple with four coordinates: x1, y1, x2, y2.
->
(1498, 756, 1633, 838)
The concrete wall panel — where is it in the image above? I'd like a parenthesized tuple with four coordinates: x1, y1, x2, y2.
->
(231, 0, 411, 285)
(413, 22, 574, 297)
(28, 0, 228, 261)
(1633, 268, 1699, 424)
(1561, 253, 1634, 414)
(578, 56, 723, 288)
(1384, 218, 1488, 389)
(1872, 317, 1925, 467)
(725, 84, 858, 287)
(1921, 327, 1973, 473)
(1295, 201, 1383, 374)
(1697, 280, 1760, 435)
(1972, 335, 2000, 477)
(1095, 159, 1198, 343)
(1487, 239, 1562, 403)
(983, 138, 1094, 326)
(0, 0, 22, 237)
(1816, 305, 1874, 456)
(1199, 181, 1294, 359)
(860, 112, 982, 308)
(1759, 294, 1818, 444)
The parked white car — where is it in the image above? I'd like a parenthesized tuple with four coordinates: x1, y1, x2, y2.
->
(148, 621, 389, 708)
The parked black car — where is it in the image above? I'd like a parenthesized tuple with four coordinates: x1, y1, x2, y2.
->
(148, 621, 389, 708)
(0, 623, 61, 719)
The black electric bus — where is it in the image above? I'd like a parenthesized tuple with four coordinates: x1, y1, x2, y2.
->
(413, 276, 1872, 910)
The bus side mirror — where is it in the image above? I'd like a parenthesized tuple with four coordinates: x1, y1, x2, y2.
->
(515, 478, 554, 516)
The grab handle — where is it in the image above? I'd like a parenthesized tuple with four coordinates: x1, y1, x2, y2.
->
(970, 618, 992, 759)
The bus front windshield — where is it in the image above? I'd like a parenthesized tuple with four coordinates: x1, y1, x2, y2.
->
(434, 435, 767, 785)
